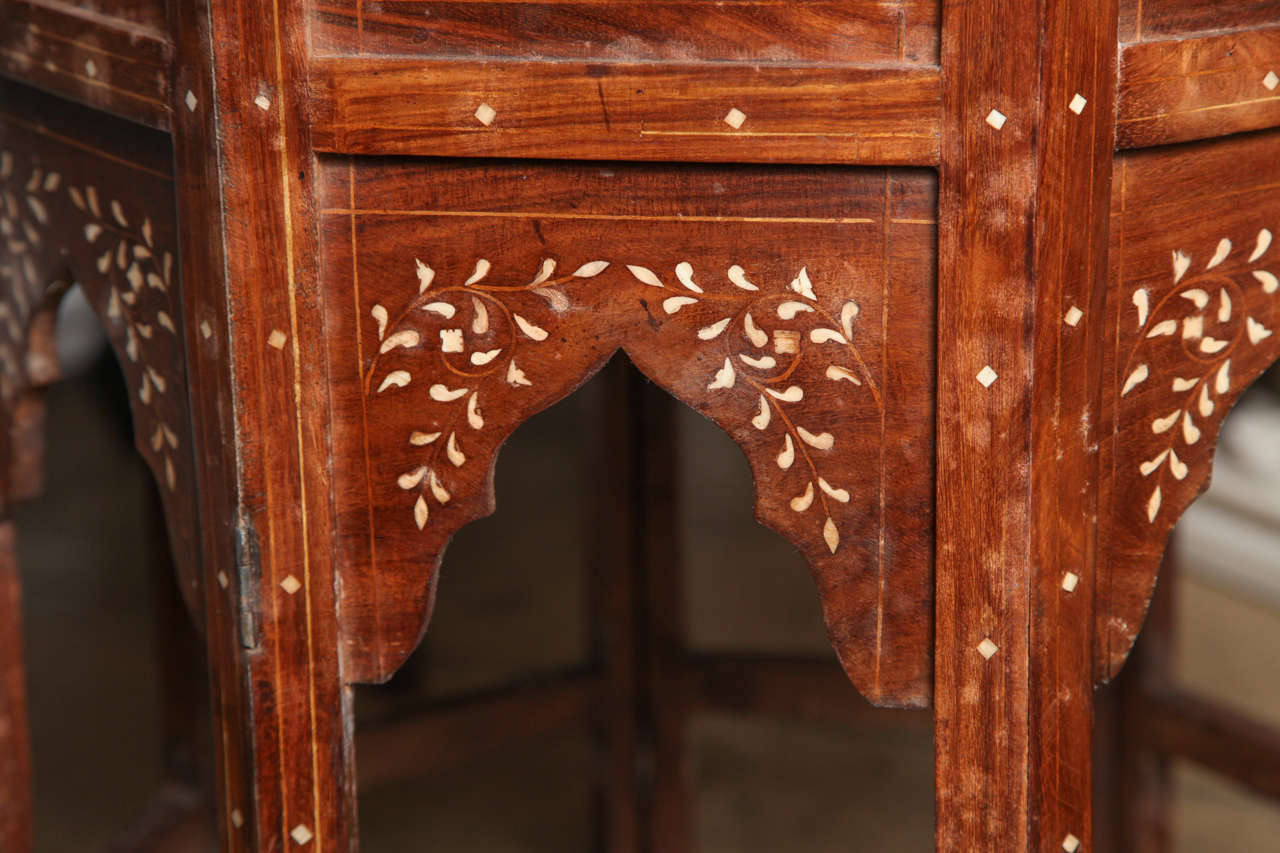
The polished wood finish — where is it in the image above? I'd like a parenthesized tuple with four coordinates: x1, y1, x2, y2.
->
(2, 0, 1280, 848)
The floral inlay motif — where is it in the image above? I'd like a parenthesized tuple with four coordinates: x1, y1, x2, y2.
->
(1119, 229, 1277, 522)
(0, 147, 182, 490)
(365, 257, 881, 553)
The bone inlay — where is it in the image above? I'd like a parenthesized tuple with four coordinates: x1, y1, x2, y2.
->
(366, 257, 880, 555)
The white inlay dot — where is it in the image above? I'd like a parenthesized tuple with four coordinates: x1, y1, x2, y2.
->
(977, 638, 999, 660)
(185, 90, 198, 112)
(977, 365, 999, 387)
(1064, 306, 1084, 327)
(1068, 93, 1088, 115)
(1062, 572, 1080, 593)
(985, 109, 1007, 130)
(85, 59, 98, 78)
(723, 107, 747, 129)
(1062, 833, 1081, 852)
(254, 93, 271, 111)
(200, 320, 213, 340)
(474, 103, 496, 126)
(267, 329, 287, 349)
(217, 571, 230, 590)
(280, 575, 302, 595)
(291, 824, 314, 845)
(1264, 71, 1279, 91)
(230, 808, 244, 828)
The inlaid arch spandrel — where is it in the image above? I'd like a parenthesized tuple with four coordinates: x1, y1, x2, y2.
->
(0, 108, 199, 611)
(321, 158, 937, 706)
(1098, 133, 1280, 681)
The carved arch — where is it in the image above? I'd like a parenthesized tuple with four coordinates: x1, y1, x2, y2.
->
(1098, 135, 1280, 681)
(322, 158, 937, 707)
(0, 112, 199, 615)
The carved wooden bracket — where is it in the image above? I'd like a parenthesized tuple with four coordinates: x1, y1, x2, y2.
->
(1098, 135, 1280, 680)
(0, 110, 198, 612)
(322, 158, 937, 707)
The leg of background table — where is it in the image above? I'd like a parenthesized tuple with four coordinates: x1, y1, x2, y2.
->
(0, 522, 32, 853)
(634, 372, 691, 853)
(935, 0, 1119, 848)
(589, 359, 640, 853)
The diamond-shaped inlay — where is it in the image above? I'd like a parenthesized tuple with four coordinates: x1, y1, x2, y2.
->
(200, 320, 213, 340)
(1068, 93, 1088, 115)
(1061, 572, 1080, 593)
(474, 103, 496, 126)
(185, 90, 198, 112)
(985, 109, 1007, 130)
(1064, 306, 1084, 327)
(280, 575, 302, 595)
(977, 638, 999, 660)
(1062, 833, 1081, 852)
(85, 59, 98, 78)
(723, 107, 747, 129)
(230, 808, 244, 828)
(254, 93, 271, 111)
(1264, 71, 1279, 91)
(217, 571, 230, 590)
(976, 365, 999, 387)
(290, 824, 313, 845)
(267, 329, 287, 349)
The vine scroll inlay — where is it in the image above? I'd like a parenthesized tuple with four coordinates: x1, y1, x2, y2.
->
(322, 159, 937, 706)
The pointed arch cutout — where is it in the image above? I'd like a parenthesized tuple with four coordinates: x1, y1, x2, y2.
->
(1098, 135, 1280, 681)
(321, 157, 938, 707)
(0, 109, 199, 615)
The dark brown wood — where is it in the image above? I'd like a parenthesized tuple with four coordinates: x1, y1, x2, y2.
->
(309, 58, 942, 166)
(313, 0, 940, 65)
(0, 0, 172, 130)
(0, 522, 31, 853)
(935, 0, 1117, 851)
(589, 359, 640, 853)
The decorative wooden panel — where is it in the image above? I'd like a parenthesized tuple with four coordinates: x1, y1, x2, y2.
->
(1119, 0, 1280, 42)
(313, 0, 940, 65)
(1098, 131, 1280, 679)
(309, 58, 941, 165)
(0, 0, 172, 129)
(319, 156, 937, 706)
(0, 82, 197, 608)
(1118, 27, 1280, 149)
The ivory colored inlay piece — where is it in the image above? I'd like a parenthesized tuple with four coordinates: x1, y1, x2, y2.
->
(185, 91, 198, 112)
(1062, 833, 1081, 852)
(290, 824, 314, 845)
(1068, 93, 1087, 114)
(1064, 306, 1083, 327)
(474, 103, 496, 126)
(977, 638, 999, 659)
(1062, 572, 1079, 592)
(985, 109, 1007, 130)
(230, 808, 244, 828)
(217, 571, 229, 590)
(85, 59, 97, 78)
(977, 365, 998, 387)
(1264, 71, 1279, 91)
(267, 329, 287, 349)
(723, 107, 747, 129)
(200, 320, 213, 339)
(280, 575, 302, 595)
(254, 93, 271, 111)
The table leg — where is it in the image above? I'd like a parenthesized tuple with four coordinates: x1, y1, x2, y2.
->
(0, 521, 32, 853)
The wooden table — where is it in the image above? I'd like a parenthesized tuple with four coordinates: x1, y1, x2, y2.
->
(1, 0, 1279, 849)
